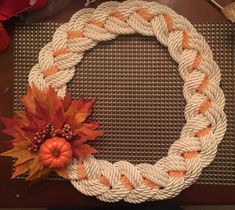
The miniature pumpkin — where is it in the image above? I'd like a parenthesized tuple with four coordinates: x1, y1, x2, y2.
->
(39, 137, 73, 169)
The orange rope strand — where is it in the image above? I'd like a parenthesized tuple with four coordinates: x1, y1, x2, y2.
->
(164, 15, 173, 32)
(120, 175, 134, 190)
(88, 19, 105, 28)
(52, 48, 69, 57)
(67, 31, 85, 39)
(44, 65, 59, 77)
(143, 177, 160, 189)
(136, 8, 154, 22)
(110, 11, 127, 22)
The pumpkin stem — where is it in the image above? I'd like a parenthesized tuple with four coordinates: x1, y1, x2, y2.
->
(53, 149, 60, 157)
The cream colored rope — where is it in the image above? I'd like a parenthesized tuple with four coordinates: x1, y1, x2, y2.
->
(28, 0, 227, 203)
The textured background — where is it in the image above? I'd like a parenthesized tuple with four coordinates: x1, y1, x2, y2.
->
(14, 22, 234, 185)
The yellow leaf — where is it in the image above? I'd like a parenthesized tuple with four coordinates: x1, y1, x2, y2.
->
(13, 151, 35, 166)
(1, 147, 23, 157)
(1, 148, 35, 169)
(1, 148, 32, 159)
(26, 156, 50, 181)
(13, 140, 30, 150)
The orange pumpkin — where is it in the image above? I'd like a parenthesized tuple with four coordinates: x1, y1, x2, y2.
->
(39, 137, 73, 169)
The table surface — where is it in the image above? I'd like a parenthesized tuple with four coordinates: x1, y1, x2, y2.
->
(0, 0, 234, 208)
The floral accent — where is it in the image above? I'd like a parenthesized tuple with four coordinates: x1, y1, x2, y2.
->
(0, 85, 103, 181)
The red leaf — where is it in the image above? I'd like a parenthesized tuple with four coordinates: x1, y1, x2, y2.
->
(33, 98, 51, 121)
(62, 91, 72, 111)
(26, 112, 47, 129)
(20, 86, 36, 113)
(1, 117, 31, 141)
(1, 117, 18, 132)
(65, 101, 81, 118)
(73, 143, 97, 158)
(65, 98, 95, 128)
(1, 128, 17, 137)
(85, 121, 100, 129)
(75, 122, 104, 141)
(50, 106, 66, 129)
(77, 98, 95, 113)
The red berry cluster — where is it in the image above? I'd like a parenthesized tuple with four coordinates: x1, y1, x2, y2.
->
(28, 123, 76, 152)
(50, 124, 74, 141)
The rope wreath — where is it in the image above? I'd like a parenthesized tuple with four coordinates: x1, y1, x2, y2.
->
(28, 0, 227, 203)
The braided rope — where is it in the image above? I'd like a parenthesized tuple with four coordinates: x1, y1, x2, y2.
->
(28, 0, 227, 203)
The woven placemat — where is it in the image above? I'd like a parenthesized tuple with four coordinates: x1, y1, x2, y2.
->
(14, 22, 235, 185)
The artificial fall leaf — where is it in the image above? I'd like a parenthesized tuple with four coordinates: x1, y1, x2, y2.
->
(72, 143, 97, 159)
(1, 147, 33, 162)
(65, 98, 95, 128)
(13, 150, 34, 166)
(55, 168, 69, 179)
(20, 86, 36, 113)
(75, 122, 104, 141)
(13, 140, 30, 149)
(12, 159, 33, 179)
(1, 117, 21, 137)
(12, 166, 29, 179)
(26, 156, 50, 182)
(0, 85, 103, 182)
(62, 92, 72, 111)
(74, 112, 90, 124)
(50, 106, 66, 129)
